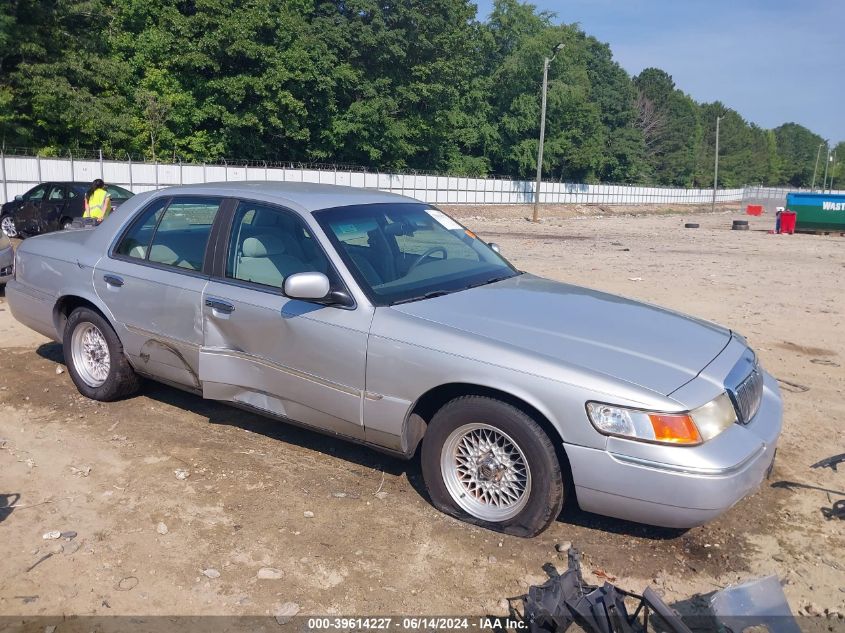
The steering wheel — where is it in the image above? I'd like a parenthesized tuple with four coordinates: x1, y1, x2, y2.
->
(407, 247, 448, 274)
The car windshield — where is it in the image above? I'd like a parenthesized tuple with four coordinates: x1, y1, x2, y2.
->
(316, 203, 518, 306)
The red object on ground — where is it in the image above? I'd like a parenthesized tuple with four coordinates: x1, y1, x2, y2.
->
(780, 211, 797, 234)
(746, 205, 763, 216)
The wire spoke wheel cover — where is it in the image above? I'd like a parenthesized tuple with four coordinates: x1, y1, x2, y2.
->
(440, 422, 532, 522)
(71, 322, 111, 388)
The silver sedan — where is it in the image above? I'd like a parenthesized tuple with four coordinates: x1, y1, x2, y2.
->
(5, 183, 782, 536)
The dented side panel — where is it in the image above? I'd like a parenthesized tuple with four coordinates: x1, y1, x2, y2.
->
(93, 256, 208, 389)
(199, 279, 372, 441)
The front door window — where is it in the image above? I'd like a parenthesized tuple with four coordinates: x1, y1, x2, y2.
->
(226, 201, 335, 289)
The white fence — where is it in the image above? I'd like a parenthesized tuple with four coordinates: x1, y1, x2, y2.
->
(0, 152, 771, 207)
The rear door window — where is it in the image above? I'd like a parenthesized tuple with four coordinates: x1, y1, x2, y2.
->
(147, 198, 222, 270)
(115, 198, 169, 259)
(114, 196, 222, 272)
(47, 185, 66, 201)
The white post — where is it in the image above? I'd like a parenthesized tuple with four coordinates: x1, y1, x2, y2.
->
(533, 56, 550, 223)
(711, 116, 722, 213)
(1, 150, 7, 204)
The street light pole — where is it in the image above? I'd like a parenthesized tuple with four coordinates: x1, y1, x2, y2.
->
(711, 115, 723, 213)
(533, 43, 564, 223)
(822, 147, 832, 192)
(811, 142, 825, 190)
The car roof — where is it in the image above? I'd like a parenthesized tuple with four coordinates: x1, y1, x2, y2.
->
(32, 182, 131, 188)
(154, 181, 419, 213)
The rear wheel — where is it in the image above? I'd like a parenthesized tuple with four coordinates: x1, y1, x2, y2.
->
(63, 307, 141, 401)
(421, 396, 565, 537)
(61, 217, 73, 230)
(1, 215, 17, 238)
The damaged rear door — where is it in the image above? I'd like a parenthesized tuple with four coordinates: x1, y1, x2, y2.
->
(94, 196, 225, 388)
(198, 199, 369, 441)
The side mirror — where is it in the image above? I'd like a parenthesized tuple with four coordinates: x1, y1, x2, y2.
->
(284, 271, 331, 301)
(14, 195, 23, 201)
(488, 242, 501, 254)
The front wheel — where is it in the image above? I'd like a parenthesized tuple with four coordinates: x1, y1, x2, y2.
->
(421, 396, 565, 537)
(63, 307, 141, 401)
(1, 214, 18, 238)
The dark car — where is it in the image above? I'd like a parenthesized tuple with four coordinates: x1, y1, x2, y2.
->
(0, 182, 134, 238)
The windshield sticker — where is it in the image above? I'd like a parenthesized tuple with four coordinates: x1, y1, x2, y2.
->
(336, 223, 361, 235)
(425, 209, 463, 231)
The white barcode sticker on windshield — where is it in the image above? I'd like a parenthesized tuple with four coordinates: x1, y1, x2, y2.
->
(425, 209, 463, 231)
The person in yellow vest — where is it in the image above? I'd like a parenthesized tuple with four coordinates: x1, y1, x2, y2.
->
(83, 179, 112, 223)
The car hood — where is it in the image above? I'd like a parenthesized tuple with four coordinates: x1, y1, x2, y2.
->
(390, 274, 731, 396)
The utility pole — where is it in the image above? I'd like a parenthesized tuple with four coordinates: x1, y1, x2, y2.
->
(830, 151, 837, 191)
(811, 142, 825, 190)
(533, 43, 564, 223)
(822, 147, 832, 192)
(711, 115, 723, 213)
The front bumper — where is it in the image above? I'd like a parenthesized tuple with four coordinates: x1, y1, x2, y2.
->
(566, 371, 782, 528)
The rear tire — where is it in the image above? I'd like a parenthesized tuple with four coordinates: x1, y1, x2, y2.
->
(61, 217, 73, 230)
(421, 396, 565, 537)
(63, 307, 141, 401)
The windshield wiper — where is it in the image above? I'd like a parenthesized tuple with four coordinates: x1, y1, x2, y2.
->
(392, 290, 454, 305)
(464, 271, 521, 291)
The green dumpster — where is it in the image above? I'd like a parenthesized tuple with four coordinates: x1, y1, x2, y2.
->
(786, 192, 845, 232)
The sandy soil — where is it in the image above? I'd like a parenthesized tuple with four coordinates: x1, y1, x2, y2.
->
(1, 205, 843, 626)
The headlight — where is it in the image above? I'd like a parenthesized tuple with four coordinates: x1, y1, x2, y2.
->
(586, 392, 737, 446)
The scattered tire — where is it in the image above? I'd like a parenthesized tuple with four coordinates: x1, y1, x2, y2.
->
(684, 223, 699, 229)
(63, 307, 141, 401)
(732, 220, 750, 231)
(421, 395, 565, 537)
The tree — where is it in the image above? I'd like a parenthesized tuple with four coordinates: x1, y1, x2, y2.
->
(634, 69, 701, 186)
(0, 0, 837, 187)
(774, 123, 826, 187)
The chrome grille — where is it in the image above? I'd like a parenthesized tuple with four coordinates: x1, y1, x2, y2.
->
(733, 366, 763, 424)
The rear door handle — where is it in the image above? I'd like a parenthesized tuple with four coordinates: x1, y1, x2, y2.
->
(103, 274, 124, 287)
(205, 298, 235, 314)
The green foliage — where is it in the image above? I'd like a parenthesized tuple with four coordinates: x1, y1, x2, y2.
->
(0, 0, 836, 187)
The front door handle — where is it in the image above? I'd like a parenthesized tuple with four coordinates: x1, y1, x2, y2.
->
(103, 274, 124, 287)
(205, 298, 235, 314)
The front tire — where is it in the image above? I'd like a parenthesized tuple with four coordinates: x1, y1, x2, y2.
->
(63, 307, 141, 401)
(1, 214, 18, 238)
(421, 396, 565, 537)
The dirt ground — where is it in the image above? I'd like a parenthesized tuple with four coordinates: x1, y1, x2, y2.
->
(1, 204, 843, 626)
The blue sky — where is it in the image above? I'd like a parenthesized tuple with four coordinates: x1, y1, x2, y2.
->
(475, 0, 844, 143)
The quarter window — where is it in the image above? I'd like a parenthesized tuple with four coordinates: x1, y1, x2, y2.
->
(226, 201, 333, 290)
